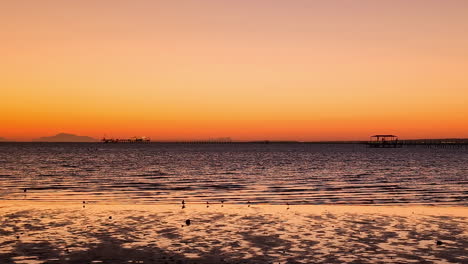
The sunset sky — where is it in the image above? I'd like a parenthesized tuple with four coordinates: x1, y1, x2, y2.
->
(1, 0, 467, 141)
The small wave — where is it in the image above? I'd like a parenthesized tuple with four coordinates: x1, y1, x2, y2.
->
(205, 184, 245, 190)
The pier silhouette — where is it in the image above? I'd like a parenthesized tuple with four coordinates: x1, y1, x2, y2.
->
(367, 135, 468, 148)
(367, 135, 401, 148)
(102, 136, 150, 143)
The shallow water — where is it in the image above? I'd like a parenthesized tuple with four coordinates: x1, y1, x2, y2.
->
(1, 203, 466, 264)
(0, 143, 467, 205)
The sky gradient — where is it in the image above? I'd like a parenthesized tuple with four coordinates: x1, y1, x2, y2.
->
(1, 0, 468, 141)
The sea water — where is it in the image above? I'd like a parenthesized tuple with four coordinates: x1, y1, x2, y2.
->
(0, 143, 466, 205)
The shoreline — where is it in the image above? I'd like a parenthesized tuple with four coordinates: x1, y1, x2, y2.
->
(2, 200, 467, 213)
(1, 201, 466, 263)
(1, 200, 468, 214)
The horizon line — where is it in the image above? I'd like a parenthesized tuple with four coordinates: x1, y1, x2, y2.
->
(2, 138, 468, 143)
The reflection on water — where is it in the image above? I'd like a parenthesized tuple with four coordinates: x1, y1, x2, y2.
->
(0, 143, 467, 205)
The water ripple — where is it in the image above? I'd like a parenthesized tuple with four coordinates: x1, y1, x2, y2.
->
(0, 143, 467, 205)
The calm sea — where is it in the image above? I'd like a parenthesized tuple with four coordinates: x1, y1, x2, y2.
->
(0, 143, 466, 205)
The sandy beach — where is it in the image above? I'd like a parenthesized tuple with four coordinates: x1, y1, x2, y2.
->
(0, 201, 466, 264)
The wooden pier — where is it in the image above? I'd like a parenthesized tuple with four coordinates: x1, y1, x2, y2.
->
(399, 139, 468, 148)
(98, 134, 467, 147)
(367, 135, 468, 148)
(367, 135, 402, 148)
(102, 137, 151, 143)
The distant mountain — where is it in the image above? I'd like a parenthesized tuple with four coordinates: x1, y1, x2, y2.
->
(0, 137, 7, 141)
(33, 133, 97, 142)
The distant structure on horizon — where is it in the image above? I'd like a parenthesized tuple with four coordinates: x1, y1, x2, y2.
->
(101, 136, 151, 143)
(367, 135, 468, 148)
(367, 135, 401, 148)
(161, 137, 234, 144)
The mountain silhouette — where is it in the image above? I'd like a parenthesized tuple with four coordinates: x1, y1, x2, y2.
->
(33, 133, 97, 142)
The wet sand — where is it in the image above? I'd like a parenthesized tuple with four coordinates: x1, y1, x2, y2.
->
(0, 201, 466, 264)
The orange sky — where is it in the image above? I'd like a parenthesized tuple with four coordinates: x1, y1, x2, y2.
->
(1, 0, 468, 141)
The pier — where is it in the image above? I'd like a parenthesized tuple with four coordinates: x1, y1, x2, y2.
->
(399, 139, 468, 148)
(367, 135, 401, 148)
(102, 136, 150, 143)
(367, 135, 468, 148)
(98, 135, 468, 147)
